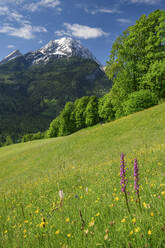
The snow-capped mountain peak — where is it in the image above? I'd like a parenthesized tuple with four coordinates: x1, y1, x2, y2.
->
(0, 37, 101, 66)
(25, 37, 100, 65)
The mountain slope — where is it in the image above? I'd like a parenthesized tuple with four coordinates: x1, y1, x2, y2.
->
(0, 49, 22, 64)
(0, 38, 112, 142)
(0, 102, 165, 247)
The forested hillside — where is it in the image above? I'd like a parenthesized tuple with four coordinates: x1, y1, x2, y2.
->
(0, 56, 111, 145)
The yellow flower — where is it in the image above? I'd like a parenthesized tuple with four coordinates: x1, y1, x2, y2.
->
(121, 218, 126, 223)
(4, 230, 8, 234)
(67, 233, 71, 238)
(35, 209, 39, 214)
(114, 197, 119, 201)
(65, 218, 70, 223)
(143, 202, 147, 208)
(161, 191, 165, 195)
(148, 230, 152, 235)
(150, 212, 154, 217)
(88, 219, 95, 227)
(129, 231, 133, 235)
(24, 220, 28, 223)
(95, 212, 100, 217)
(55, 230, 60, 235)
(39, 221, 48, 228)
(132, 218, 136, 223)
(23, 229, 26, 234)
(135, 227, 140, 233)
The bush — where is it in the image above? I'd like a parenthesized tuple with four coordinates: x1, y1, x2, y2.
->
(123, 90, 158, 115)
(47, 116, 60, 138)
(22, 132, 44, 142)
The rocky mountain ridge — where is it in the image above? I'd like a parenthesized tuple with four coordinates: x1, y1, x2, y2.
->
(1, 37, 100, 66)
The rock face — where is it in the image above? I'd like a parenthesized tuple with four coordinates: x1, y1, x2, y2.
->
(24, 37, 100, 65)
(1, 37, 100, 66)
(0, 50, 22, 64)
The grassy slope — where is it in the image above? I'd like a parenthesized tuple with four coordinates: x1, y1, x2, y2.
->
(0, 103, 165, 247)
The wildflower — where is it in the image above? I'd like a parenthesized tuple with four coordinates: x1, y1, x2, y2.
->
(150, 212, 154, 217)
(55, 230, 60, 235)
(114, 197, 119, 201)
(120, 153, 126, 193)
(65, 218, 70, 223)
(161, 191, 165, 195)
(121, 218, 126, 223)
(129, 230, 133, 235)
(95, 213, 100, 217)
(40, 222, 45, 228)
(23, 229, 26, 234)
(132, 218, 136, 223)
(143, 202, 147, 208)
(88, 219, 95, 227)
(4, 230, 8, 234)
(143, 202, 150, 208)
(24, 220, 28, 223)
(35, 209, 39, 214)
(84, 229, 89, 234)
(39, 218, 48, 228)
(148, 230, 152, 235)
(135, 227, 140, 233)
(67, 233, 71, 238)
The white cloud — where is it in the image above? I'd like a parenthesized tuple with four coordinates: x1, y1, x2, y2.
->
(7, 44, 15, 48)
(55, 23, 109, 39)
(85, 7, 121, 15)
(0, 0, 23, 4)
(25, 0, 61, 12)
(127, 0, 160, 4)
(117, 18, 132, 25)
(0, 6, 9, 15)
(0, 24, 47, 39)
(76, 4, 121, 15)
(0, 5, 30, 25)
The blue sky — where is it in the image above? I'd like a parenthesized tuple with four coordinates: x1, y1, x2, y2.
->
(0, 0, 164, 65)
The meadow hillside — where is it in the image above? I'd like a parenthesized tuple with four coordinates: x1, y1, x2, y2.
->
(0, 102, 165, 247)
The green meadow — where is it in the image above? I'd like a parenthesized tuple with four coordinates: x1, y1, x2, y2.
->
(0, 102, 165, 248)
